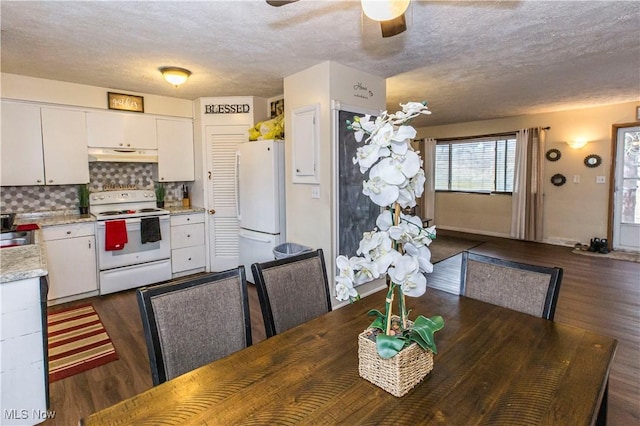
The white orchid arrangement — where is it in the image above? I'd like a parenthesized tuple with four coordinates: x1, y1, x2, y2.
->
(336, 101, 444, 359)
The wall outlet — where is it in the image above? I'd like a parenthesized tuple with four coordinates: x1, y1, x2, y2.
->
(596, 176, 606, 184)
(573, 175, 580, 183)
(311, 186, 320, 199)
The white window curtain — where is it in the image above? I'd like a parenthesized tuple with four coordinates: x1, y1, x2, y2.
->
(422, 138, 437, 222)
(511, 128, 546, 240)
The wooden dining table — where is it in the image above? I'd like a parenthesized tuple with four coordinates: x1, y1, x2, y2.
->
(82, 287, 617, 425)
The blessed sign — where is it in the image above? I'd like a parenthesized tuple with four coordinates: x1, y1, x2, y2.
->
(204, 104, 251, 114)
(108, 92, 144, 113)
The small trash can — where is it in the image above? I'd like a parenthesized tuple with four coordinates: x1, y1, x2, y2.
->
(273, 243, 312, 260)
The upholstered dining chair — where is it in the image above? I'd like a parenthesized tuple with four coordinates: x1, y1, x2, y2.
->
(460, 251, 563, 320)
(137, 267, 252, 385)
(251, 249, 332, 338)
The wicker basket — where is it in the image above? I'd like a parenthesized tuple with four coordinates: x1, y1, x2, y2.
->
(358, 323, 434, 397)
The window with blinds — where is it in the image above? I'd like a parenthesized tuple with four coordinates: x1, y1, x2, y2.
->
(435, 136, 516, 193)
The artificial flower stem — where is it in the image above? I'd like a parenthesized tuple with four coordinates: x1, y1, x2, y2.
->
(385, 284, 394, 336)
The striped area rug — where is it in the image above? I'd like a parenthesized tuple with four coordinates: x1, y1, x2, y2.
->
(47, 304, 119, 382)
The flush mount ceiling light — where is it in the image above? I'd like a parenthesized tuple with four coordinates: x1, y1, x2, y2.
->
(159, 67, 191, 87)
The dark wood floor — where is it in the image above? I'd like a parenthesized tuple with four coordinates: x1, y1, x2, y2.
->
(43, 231, 639, 425)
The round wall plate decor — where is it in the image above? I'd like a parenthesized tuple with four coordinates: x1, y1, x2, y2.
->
(584, 154, 602, 168)
(551, 173, 567, 186)
(546, 149, 561, 161)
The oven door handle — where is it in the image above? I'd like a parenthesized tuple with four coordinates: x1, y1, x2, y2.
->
(96, 216, 170, 228)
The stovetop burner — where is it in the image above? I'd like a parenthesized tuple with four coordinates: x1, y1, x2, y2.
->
(89, 189, 170, 220)
(101, 210, 132, 216)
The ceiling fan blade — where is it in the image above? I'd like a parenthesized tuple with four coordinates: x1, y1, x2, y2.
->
(380, 14, 407, 38)
(266, 0, 299, 6)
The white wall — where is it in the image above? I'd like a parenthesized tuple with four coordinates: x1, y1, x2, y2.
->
(1, 73, 193, 118)
(284, 61, 385, 301)
(417, 101, 639, 246)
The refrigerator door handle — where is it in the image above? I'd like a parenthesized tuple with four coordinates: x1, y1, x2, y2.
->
(240, 231, 272, 244)
(235, 150, 241, 220)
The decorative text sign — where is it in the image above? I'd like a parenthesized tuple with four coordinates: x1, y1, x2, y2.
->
(108, 92, 144, 113)
(353, 82, 374, 100)
(204, 104, 251, 114)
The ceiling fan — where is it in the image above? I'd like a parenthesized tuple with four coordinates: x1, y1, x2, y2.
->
(266, 0, 409, 38)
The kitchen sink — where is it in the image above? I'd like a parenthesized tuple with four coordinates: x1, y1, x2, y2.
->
(0, 230, 35, 248)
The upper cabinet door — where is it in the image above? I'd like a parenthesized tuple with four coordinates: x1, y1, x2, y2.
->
(87, 111, 157, 149)
(154, 119, 194, 182)
(0, 101, 45, 186)
(41, 108, 89, 185)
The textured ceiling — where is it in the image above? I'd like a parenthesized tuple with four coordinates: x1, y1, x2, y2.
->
(1, 0, 639, 127)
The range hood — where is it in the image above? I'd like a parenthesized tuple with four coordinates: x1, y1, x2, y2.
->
(88, 148, 158, 163)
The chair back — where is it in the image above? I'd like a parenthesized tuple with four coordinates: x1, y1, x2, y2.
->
(137, 267, 252, 385)
(251, 249, 332, 338)
(460, 251, 563, 320)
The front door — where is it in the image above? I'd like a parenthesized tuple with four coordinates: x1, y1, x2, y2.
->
(613, 125, 640, 251)
(205, 125, 248, 271)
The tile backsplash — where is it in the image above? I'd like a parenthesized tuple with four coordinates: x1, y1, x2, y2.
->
(1, 162, 190, 213)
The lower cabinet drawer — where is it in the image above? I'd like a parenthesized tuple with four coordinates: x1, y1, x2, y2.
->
(171, 246, 205, 273)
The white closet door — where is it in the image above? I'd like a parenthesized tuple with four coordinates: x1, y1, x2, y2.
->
(205, 125, 248, 271)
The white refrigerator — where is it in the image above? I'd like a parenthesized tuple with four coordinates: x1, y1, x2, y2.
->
(237, 139, 286, 281)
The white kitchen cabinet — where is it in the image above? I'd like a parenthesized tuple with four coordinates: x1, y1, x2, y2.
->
(1, 101, 45, 186)
(42, 223, 99, 304)
(86, 111, 157, 149)
(170, 213, 206, 277)
(0, 102, 90, 186)
(0, 275, 48, 425)
(41, 108, 90, 184)
(153, 119, 195, 182)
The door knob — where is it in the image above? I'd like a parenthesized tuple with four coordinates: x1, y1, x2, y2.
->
(209, 209, 216, 215)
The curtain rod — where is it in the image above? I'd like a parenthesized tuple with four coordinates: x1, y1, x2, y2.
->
(430, 126, 551, 142)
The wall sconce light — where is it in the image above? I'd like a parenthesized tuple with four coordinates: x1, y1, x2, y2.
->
(361, 0, 410, 21)
(566, 139, 589, 149)
(159, 67, 191, 87)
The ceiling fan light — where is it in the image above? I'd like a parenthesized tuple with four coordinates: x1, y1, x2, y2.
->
(361, 0, 410, 22)
(159, 67, 192, 87)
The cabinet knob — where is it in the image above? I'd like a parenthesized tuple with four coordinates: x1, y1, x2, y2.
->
(37, 179, 42, 183)
(119, 143, 123, 146)
(209, 209, 216, 215)
(187, 234, 191, 238)
(188, 257, 192, 261)
(186, 218, 190, 221)
(127, 143, 131, 147)
(66, 231, 71, 234)
(48, 179, 53, 183)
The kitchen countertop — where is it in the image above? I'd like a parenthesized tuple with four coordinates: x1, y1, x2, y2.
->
(165, 206, 206, 215)
(0, 239, 48, 284)
(14, 210, 96, 228)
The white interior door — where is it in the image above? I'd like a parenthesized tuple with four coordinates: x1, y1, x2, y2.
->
(205, 125, 248, 271)
(613, 125, 640, 251)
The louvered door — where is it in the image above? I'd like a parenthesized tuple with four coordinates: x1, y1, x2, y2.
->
(205, 125, 247, 271)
